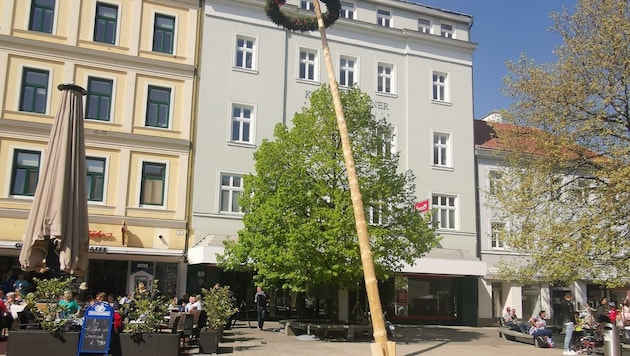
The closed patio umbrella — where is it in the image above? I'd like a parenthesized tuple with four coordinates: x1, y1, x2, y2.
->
(19, 83, 89, 277)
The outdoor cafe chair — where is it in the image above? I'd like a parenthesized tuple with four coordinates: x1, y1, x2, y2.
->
(179, 313, 195, 347)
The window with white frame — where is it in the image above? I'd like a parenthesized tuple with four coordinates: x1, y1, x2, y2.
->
(235, 35, 256, 70)
(231, 104, 254, 144)
(340, 1, 355, 19)
(140, 162, 166, 206)
(432, 71, 448, 102)
(298, 48, 318, 81)
(145, 85, 171, 128)
(86, 76, 113, 121)
(300, 0, 314, 11)
(339, 55, 356, 87)
(375, 125, 396, 158)
(432, 194, 456, 229)
(440, 23, 453, 38)
(220, 174, 243, 213)
(433, 132, 451, 167)
(152, 13, 175, 54)
(10, 149, 41, 196)
(490, 222, 506, 249)
(377, 62, 394, 94)
(418, 18, 431, 34)
(377, 9, 391, 27)
(367, 204, 383, 226)
(488, 170, 503, 196)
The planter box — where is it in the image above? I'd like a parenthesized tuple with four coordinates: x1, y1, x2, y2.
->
(7, 330, 80, 356)
(199, 329, 221, 354)
(112, 332, 179, 356)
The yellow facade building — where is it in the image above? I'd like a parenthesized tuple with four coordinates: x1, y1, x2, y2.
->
(0, 0, 200, 297)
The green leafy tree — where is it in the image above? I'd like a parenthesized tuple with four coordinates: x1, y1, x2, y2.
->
(219, 85, 438, 292)
(495, 0, 630, 286)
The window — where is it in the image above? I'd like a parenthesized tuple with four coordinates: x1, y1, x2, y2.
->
(86, 157, 106, 202)
(418, 18, 431, 34)
(488, 170, 503, 196)
(220, 174, 243, 213)
(440, 23, 453, 38)
(20, 68, 49, 114)
(86, 77, 113, 121)
(140, 162, 166, 206)
(368, 205, 383, 226)
(153, 14, 175, 54)
(340, 1, 355, 19)
(94, 2, 118, 44)
(377, 62, 394, 94)
(432, 194, 456, 229)
(231, 104, 253, 144)
(432, 71, 448, 102)
(10, 150, 41, 196)
(375, 125, 395, 158)
(146, 86, 171, 128)
(235, 35, 256, 70)
(377, 9, 391, 27)
(298, 48, 317, 81)
(300, 0, 314, 11)
(433, 132, 451, 167)
(339, 55, 356, 87)
(490, 222, 506, 249)
(29, 0, 55, 33)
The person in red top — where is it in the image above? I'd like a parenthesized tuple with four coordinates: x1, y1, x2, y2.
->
(0, 298, 12, 331)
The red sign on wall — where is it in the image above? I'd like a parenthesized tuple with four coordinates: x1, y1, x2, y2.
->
(414, 199, 430, 213)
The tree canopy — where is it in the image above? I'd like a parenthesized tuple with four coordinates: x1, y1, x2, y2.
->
(218, 85, 438, 292)
(494, 0, 630, 286)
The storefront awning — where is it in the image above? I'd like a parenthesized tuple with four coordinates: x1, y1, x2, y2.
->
(187, 245, 224, 265)
(402, 257, 487, 276)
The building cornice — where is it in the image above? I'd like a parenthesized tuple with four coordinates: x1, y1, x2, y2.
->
(0, 119, 191, 153)
(0, 35, 195, 79)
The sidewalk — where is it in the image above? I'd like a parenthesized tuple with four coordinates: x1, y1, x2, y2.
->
(185, 321, 630, 356)
(0, 321, 627, 355)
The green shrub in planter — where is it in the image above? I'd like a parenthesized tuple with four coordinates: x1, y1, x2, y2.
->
(201, 286, 238, 331)
(25, 277, 75, 335)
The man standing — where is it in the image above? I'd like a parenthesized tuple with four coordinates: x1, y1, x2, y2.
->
(254, 286, 267, 331)
(558, 292, 577, 355)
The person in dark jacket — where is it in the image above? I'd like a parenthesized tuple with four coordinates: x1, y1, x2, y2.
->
(558, 292, 577, 355)
(596, 297, 610, 323)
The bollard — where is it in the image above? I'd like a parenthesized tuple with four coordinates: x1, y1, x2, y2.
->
(602, 322, 621, 356)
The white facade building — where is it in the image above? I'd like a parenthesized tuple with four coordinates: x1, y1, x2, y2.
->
(190, 0, 484, 325)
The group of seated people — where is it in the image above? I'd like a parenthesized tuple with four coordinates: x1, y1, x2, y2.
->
(502, 307, 554, 346)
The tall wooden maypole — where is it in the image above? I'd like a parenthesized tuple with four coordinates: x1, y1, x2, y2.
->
(264, 1, 394, 355)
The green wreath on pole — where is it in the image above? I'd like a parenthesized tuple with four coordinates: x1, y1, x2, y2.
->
(265, 0, 341, 32)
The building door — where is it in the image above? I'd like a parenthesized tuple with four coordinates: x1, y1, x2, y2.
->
(89, 260, 128, 297)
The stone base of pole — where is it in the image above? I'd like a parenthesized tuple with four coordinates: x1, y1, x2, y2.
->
(370, 341, 396, 356)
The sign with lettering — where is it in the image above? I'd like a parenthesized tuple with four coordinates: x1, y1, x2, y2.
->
(78, 302, 114, 355)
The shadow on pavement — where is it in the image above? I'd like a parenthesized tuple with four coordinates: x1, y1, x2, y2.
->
(394, 325, 486, 344)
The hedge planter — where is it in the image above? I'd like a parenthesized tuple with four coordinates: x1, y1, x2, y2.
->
(199, 329, 222, 354)
(7, 330, 80, 356)
(112, 332, 179, 356)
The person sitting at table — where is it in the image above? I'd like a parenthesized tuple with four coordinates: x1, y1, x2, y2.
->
(58, 290, 80, 318)
(184, 295, 201, 313)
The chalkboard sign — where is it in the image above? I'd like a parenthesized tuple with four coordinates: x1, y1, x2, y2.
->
(78, 302, 114, 355)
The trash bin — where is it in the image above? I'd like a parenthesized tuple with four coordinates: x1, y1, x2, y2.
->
(602, 322, 621, 356)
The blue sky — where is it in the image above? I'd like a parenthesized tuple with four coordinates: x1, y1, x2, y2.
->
(410, 0, 576, 119)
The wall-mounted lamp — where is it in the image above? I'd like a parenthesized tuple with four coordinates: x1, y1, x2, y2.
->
(158, 235, 164, 239)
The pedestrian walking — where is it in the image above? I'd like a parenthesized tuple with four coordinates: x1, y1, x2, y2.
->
(254, 286, 268, 330)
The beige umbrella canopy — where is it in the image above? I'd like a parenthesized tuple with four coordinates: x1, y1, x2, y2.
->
(19, 83, 89, 277)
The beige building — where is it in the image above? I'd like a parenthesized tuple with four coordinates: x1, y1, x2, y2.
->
(0, 0, 200, 297)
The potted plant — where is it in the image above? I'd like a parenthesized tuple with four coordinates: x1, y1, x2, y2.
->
(114, 280, 178, 356)
(198, 286, 238, 354)
(6, 276, 82, 356)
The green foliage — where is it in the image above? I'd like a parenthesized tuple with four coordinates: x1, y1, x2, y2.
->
(26, 277, 75, 335)
(496, 0, 630, 286)
(201, 286, 238, 331)
(119, 281, 169, 334)
(219, 85, 438, 292)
